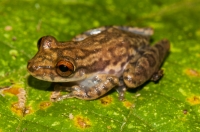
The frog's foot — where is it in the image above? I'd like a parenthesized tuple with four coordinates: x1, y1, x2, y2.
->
(50, 83, 73, 101)
(50, 84, 62, 102)
(150, 69, 163, 82)
(115, 78, 127, 101)
(115, 86, 127, 101)
(53, 93, 75, 102)
(51, 92, 61, 102)
(50, 84, 88, 101)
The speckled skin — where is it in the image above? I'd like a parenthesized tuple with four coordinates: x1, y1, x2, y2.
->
(27, 26, 170, 101)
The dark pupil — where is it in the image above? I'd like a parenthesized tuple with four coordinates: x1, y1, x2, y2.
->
(59, 65, 69, 72)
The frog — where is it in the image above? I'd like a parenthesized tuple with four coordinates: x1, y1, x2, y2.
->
(27, 26, 170, 101)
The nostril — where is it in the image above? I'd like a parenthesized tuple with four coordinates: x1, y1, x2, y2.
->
(27, 64, 35, 72)
(27, 61, 34, 71)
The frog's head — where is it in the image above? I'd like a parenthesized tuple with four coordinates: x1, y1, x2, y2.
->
(27, 36, 86, 82)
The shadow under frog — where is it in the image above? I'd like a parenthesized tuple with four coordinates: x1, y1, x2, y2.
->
(27, 74, 160, 100)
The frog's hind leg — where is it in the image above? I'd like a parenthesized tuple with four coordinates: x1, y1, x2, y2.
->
(123, 39, 170, 88)
(113, 26, 154, 37)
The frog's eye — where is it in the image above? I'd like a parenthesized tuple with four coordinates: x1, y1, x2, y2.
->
(56, 60, 74, 77)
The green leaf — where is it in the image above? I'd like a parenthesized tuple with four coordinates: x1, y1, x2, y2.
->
(0, 0, 200, 131)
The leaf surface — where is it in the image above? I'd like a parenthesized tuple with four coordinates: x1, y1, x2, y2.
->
(0, 0, 200, 131)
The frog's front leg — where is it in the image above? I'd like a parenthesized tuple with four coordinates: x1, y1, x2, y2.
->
(52, 75, 120, 101)
(123, 39, 170, 88)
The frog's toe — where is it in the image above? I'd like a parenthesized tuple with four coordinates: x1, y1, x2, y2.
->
(50, 97, 58, 102)
(116, 86, 127, 101)
(150, 69, 164, 82)
(55, 94, 74, 101)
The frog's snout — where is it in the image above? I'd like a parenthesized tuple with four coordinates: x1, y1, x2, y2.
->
(27, 60, 34, 72)
(27, 60, 31, 66)
(27, 59, 38, 73)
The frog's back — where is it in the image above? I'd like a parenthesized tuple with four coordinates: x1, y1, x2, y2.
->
(77, 27, 151, 48)
(73, 27, 152, 77)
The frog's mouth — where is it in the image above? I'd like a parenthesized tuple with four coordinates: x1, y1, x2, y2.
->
(29, 72, 87, 83)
